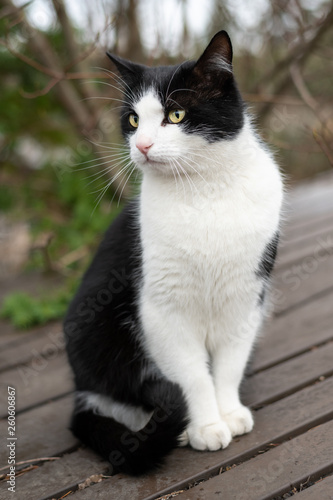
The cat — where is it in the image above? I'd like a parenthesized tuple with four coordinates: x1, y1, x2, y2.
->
(64, 30, 283, 476)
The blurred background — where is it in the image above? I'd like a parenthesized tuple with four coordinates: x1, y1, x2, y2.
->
(0, 0, 333, 329)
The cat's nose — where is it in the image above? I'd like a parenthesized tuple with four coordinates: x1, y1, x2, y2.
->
(136, 136, 153, 156)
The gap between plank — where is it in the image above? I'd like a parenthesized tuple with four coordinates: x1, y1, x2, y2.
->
(274, 283, 333, 319)
(33, 379, 333, 500)
(249, 338, 333, 375)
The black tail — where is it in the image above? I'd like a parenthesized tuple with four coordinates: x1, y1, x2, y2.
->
(70, 380, 187, 475)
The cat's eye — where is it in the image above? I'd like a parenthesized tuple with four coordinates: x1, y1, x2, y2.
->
(129, 113, 139, 128)
(168, 110, 185, 124)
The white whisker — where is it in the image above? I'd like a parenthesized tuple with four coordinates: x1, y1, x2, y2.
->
(174, 158, 198, 202)
(74, 152, 130, 169)
(90, 79, 136, 106)
(181, 156, 210, 188)
(90, 159, 133, 210)
(96, 67, 137, 102)
(170, 158, 186, 200)
(165, 62, 188, 104)
(84, 157, 131, 186)
(91, 180, 113, 215)
(168, 159, 180, 192)
(79, 95, 127, 106)
(115, 164, 137, 206)
(166, 88, 197, 106)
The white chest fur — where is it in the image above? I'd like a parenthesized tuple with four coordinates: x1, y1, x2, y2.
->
(139, 121, 283, 329)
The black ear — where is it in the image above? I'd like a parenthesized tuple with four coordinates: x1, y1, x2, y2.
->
(194, 30, 233, 77)
(106, 52, 145, 82)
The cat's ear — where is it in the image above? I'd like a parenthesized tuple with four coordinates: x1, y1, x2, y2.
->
(194, 30, 233, 77)
(106, 52, 145, 82)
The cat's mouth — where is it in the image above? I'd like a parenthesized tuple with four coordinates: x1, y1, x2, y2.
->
(141, 155, 165, 167)
(133, 148, 170, 169)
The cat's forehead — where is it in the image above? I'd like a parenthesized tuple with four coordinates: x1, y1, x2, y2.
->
(129, 62, 195, 107)
(134, 90, 164, 117)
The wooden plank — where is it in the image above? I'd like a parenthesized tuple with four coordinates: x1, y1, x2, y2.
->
(290, 173, 333, 199)
(10, 448, 109, 500)
(272, 252, 333, 315)
(0, 395, 77, 465)
(0, 352, 73, 417)
(287, 172, 333, 218)
(242, 341, 333, 408)
(278, 214, 333, 255)
(287, 193, 333, 224)
(0, 323, 64, 373)
(276, 225, 333, 270)
(54, 378, 333, 500)
(0, 320, 32, 349)
(294, 475, 333, 499)
(0, 343, 330, 470)
(282, 210, 333, 245)
(173, 420, 333, 500)
(252, 289, 333, 372)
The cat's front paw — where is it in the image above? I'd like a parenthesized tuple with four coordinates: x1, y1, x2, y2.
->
(187, 421, 232, 451)
(178, 429, 189, 447)
(221, 405, 254, 437)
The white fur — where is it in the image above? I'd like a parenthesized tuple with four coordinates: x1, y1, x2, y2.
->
(130, 90, 283, 450)
(209, 55, 232, 74)
(77, 391, 153, 432)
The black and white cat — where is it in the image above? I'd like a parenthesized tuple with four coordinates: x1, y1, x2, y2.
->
(64, 30, 283, 475)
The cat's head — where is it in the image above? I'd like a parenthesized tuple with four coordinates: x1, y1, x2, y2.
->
(107, 31, 244, 175)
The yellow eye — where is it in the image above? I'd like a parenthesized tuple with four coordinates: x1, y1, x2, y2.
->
(168, 109, 185, 124)
(129, 113, 139, 128)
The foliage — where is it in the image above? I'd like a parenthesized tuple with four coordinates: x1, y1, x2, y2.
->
(0, 281, 77, 329)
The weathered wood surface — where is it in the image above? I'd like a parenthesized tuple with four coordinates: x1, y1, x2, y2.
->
(174, 421, 333, 500)
(0, 171, 333, 500)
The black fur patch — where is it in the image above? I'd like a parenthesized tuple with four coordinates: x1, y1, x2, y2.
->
(64, 199, 147, 405)
(107, 31, 244, 144)
(257, 232, 280, 280)
(256, 232, 279, 307)
(64, 199, 188, 475)
(71, 381, 187, 476)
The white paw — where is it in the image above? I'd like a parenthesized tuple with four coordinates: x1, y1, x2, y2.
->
(187, 421, 232, 451)
(178, 430, 189, 447)
(221, 405, 254, 437)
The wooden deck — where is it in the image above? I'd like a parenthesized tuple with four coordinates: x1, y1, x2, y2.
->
(1, 171, 333, 500)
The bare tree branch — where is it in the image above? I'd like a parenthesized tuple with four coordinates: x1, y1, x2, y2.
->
(257, 3, 333, 121)
(290, 63, 333, 168)
(313, 129, 333, 167)
(2, 0, 131, 198)
(289, 64, 320, 113)
(243, 93, 304, 105)
(51, 0, 80, 65)
(257, 4, 333, 92)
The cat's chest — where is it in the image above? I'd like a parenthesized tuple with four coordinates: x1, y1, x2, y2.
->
(140, 180, 274, 282)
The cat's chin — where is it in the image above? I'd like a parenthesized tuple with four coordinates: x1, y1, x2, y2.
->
(136, 157, 172, 174)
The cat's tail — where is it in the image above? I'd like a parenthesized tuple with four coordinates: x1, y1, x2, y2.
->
(70, 380, 187, 475)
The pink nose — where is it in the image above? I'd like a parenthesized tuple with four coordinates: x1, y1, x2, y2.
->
(136, 136, 153, 156)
